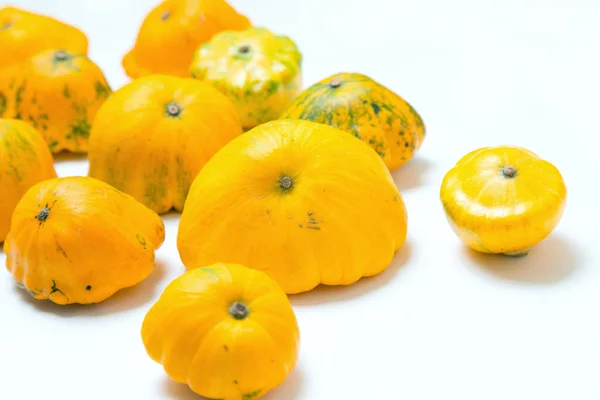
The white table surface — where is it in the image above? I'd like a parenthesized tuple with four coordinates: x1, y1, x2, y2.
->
(1, 1, 599, 399)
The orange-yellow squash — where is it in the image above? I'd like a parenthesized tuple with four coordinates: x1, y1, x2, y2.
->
(440, 146, 567, 256)
(3, 49, 111, 153)
(4, 176, 165, 305)
(122, 0, 251, 79)
(142, 263, 300, 400)
(280, 72, 426, 171)
(0, 119, 57, 242)
(190, 27, 302, 130)
(178, 119, 408, 294)
(0, 6, 88, 70)
(0, 6, 88, 115)
(88, 75, 243, 214)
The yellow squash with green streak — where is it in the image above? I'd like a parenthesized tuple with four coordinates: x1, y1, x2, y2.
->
(123, 0, 251, 79)
(88, 75, 243, 214)
(178, 119, 408, 294)
(0, 6, 89, 115)
(142, 263, 300, 400)
(440, 146, 567, 256)
(0, 7, 88, 71)
(190, 27, 302, 129)
(0, 118, 57, 242)
(3, 49, 111, 153)
(280, 72, 425, 171)
(4, 176, 165, 305)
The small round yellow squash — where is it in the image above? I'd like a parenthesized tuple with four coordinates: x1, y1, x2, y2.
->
(0, 119, 57, 242)
(122, 0, 251, 79)
(3, 49, 112, 153)
(178, 119, 408, 294)
(88, 75, 243, 214)
(280, 72, 425, 171)
(440, 146, 567, 256)
(190, 27, 302, 129)
(142, 263, 300, 400)
(4, 176, 165, 305)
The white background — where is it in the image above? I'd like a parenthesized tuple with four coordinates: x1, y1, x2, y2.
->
(1, 0, 599, 399)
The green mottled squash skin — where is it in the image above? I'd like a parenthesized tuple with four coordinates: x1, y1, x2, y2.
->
(280, 72, 425, 170)
(0, 6, 90, 117)
(3, 49, 111, 153)
(190, 27, 302, 130)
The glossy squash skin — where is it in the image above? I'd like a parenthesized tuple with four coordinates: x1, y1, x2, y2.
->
(4, 176, 165, 305)
(142, 263, 300, 400)
(0, 6, 88, 115)
(0, 119, 57, 242)
(3, 49, 111, 153)
(190, 27, 302, 129)
(0, 6, 88, 70)
(280, 72, 425, 171)
(123, 0, 251, 79)
(440, 146, 567, 256)
(178, 119, 408, 294)
(88, 75, 243, 214)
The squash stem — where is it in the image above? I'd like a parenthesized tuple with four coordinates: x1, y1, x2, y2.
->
(35, 206, 50, 222)
(54, 50, 69, 61)
(166, 102, 181, 117)
(502, 165, 517, 178)
(229, 301, 249, 320)
(278, 175, 294, 193)
(280, 176, 292, 189)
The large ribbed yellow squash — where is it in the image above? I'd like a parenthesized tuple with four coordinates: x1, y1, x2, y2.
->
(280, 72, 425, 171)
(440, 146, 567, 256)
(4, 176, 165, 305)
(0, 119, 57, 242)
(142, 263, 300, 400)
(190, 27, 302, 129)
(178, 119, 408, 294)
(3, 49, 111, 153)
(88, 75, 243, 214)
(0, 6, 88, 115)
(122, 0, 251, 79)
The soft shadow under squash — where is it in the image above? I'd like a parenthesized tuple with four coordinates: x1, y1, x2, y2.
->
(161, 364, 305, 400)
(462, 234, 580, 284)
(161, 210, 182, 225)
(391, 157, 432, 191)
(161, 379, 200, 400)
(13, 258, 169, 317)
(52, 151, 88, 163)
(289, 240, 412, 306)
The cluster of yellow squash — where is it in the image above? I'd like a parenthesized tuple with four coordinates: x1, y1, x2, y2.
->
(0, 1, 567, 399)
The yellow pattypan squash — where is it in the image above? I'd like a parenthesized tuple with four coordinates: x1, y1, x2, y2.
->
(178, 119, 408, 294)
(123, 0, 251, 79)
(281, 72, 425, 171)
(88, 75, 243, 214)
(0, 6, 88, 115)
(190, 27, 303, 130)
(4, 176, 165, 305)
(3, 49, 111, 153)
(440, 146, 567, 256)
(142, 263, 300, 400)
(0, 118, 57, 242)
